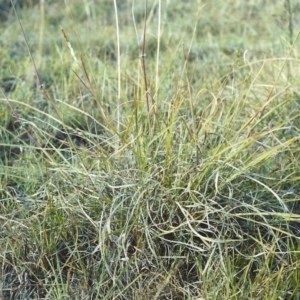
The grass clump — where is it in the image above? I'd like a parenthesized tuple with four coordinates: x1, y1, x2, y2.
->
(0, 0, 300, 299)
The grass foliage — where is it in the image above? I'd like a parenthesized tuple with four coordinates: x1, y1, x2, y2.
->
(1, 0, 300, 299)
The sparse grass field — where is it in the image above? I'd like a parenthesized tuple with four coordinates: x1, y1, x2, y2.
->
(0, 0, 300, 299)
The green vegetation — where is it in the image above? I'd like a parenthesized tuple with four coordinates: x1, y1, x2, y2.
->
(0, 0, 300, 299)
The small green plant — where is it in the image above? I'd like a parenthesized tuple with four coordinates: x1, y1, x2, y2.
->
(0, 1, 300, 299)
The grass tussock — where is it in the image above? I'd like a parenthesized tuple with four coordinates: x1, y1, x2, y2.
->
(0, 0, 300, 299)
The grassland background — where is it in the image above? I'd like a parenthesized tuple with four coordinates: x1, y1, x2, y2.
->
(0, 0, 300, 299)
